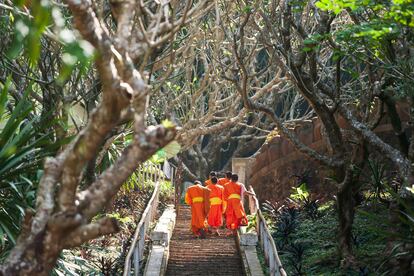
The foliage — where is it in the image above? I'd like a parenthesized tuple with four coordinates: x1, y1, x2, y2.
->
(55, 186, 155, 275)
(290, 183, 309, 202)
(8, 0, 52, 64)
(271, 200, 388, 275)
(364, 159, 389, 202)
(107, 212, 133, 225)
(0, 81, 67, 257)
(53, 251, 100, 276)
(7, 0, 95, 80)
(406, 184, 414, 195)
(310, 0, 414, 107)
(263, 201, 300, 251)
(67, 164, 173, 275)
(316, 0, 414, 28)
(274, 206, 301, 250)
(290, 184, 320, 220)
(263, 200, 304, 274)
(97, 129, 174, 194)
(358, 183, 414, 273)
(261, 200, 280, 219)
(2, 0, 414, 273)
(302, 199, 320, 221)
(315, 0, 414, 59)
(245, 214, 257, 233)
(98, 130, 169, 193)
(285, 241, 307, 276)
(0, 82, 62, 181)
(150, 141, 181, 164)
(256, 244, 270, 275)
(159, 180, 174, 204)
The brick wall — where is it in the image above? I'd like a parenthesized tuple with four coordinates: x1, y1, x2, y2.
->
(248, 105, 409, 203)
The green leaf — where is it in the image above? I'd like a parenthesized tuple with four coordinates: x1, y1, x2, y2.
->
(0, 89, 32, 149)
(161, 119, 175, 128)
(406, 185, 414, 194)
(0, 78, 10, 122)
(0, 219, 16, 245)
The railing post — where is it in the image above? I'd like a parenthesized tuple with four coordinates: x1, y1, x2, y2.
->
(122, 163, 167, 275)
(140, 225, 146, 259)
(263, 225, 269, 263)
(123, 181, 161, 276)
(246, 186, 286, 276)
(133, 246, 139, 276)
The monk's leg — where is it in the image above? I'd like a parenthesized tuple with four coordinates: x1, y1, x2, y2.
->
(191, 206, 202, 237)
(193, 203, 207, 238)
(225, 209, 233, 229)
(225, 203, 236, 236)
(208, 205, 220, 235)
(207, 208, 214, 234)
(232, 200, 248, 231)
(215, 205, 223, 235)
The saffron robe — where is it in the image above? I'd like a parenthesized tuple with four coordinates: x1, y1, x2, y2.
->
(204, 179, 212, 186)
(218, 177, 230, 187)
(223, 181, 248, 230)
(206, 184, 224, 227)
(185, 184, 210, 234)
(218, 178, 230, 213)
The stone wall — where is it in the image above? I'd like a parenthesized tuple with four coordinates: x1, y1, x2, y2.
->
(247, 105, 410, 204)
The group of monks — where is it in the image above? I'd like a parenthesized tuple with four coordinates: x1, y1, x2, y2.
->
(184, 171, 255, 238)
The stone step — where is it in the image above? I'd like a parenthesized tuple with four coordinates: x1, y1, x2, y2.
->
(165, 205, 245, 275)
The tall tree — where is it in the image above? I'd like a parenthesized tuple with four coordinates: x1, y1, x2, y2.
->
(0, 0, 209, 274)
(214, 0, 414, 266)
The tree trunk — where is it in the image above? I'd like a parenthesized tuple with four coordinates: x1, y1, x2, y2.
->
(336, 143, 367, 266)
(337, 170, 356, 266)
(0, 214, 119, 276)
(1, 233, 60, 275)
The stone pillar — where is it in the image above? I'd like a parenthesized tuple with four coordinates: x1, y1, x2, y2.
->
(232, 158, 255, 214)
(232, 158, 254, 188)
(181, 181, 192, 200)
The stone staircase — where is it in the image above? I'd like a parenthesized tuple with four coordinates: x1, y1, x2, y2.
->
(165, 205, 245, 276)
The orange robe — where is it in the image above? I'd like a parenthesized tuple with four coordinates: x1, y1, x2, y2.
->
(206, 184, 224, 227)
(204, 179, 212, 186)
(218, 177, 229, 187)
(185, 184, 210, 235)
(223, 181, 247, 230)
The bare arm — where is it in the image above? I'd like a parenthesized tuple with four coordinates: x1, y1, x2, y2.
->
(244, 191, 255, 197)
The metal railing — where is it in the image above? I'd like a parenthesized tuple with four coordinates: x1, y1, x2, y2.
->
(248, 186, 287, 276)
(123, 163, 165, 276)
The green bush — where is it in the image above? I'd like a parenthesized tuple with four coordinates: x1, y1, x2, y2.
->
(271, 200, 389, 275)
(159, 179, 174, 201)
(0, 81, 68, 259)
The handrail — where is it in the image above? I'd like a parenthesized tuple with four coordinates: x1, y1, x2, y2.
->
(123, 163, 164, 276)
(248, 186, 287, 276)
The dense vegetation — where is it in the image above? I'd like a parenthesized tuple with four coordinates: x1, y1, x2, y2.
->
(1, 0, 414, 275)
(263, 184, 398, 275)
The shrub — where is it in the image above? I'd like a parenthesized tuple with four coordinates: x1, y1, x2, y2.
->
(290, 183, 320, 220)
(0, 81, 68, 259)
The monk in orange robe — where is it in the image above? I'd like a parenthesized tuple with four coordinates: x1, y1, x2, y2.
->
(218, 171, 232, 228)
(185, 180, 210, 238)
(223, 173, 255, 235)
(206, 176, 224, 235)
(218, 171, 232, 186)
(204, 171, 216, 186)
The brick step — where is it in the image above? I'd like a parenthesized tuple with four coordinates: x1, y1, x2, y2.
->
(169, 253, 241, 257)
(165, 205, 244, 275)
